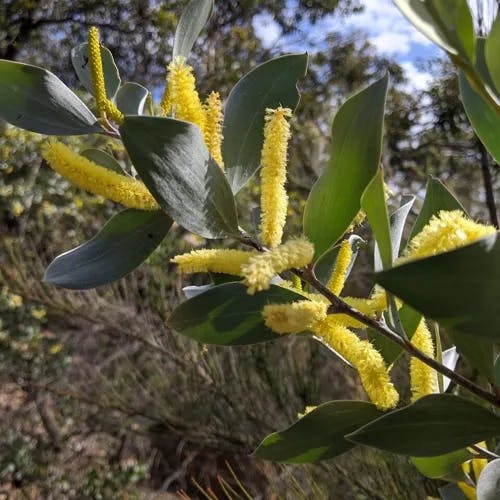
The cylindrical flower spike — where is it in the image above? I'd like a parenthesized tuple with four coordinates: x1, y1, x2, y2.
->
(259, 107, 292, 248)
(241, 238, 314, 295)
(171, 248, 257, 276)
(403, 210, 496, 262)
(204, 91, 224, 169)
(160, 57, 206, 132)
(410, 319, 437, 402)
(263, 300, 327, 334)
(314, 316, 399, 411)
(327, 239, 353, 295)
(42, 141, 158, 210)
(87, 27, 123, 124)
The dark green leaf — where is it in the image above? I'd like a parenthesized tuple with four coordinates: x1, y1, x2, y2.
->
(120, 116, 238, 239)
(485, 15, 500, 95)
(115, 82, 149, 115)
(169, 282, 305, 345)
(173, 0, 213, 59)
(477, 459, 500, 500)
(313, 235, 364, 285)
(362, 169, 392, 269)
(409, 176, 465, 241)
(80, 148, 125, 174)
(253, 401, 382, 463)
(44, 209, 172, 289)
(412, 449, 471, 481)
(0, 60, 100, 135)
(223, 54, 308, 193)
(304, 74, 389, 258)
(347, 394, 500, 456)
(71, 42, 121, 99)
(376, 234, 500, 340)
(394, 0, 475, 61)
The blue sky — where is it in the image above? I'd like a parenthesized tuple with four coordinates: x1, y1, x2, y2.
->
(253, 0, 443, 91)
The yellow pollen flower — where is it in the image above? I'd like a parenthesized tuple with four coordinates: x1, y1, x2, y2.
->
(160, 57, 206, 131)
(203, 91, 224, 169)
(171, 248, 257, 276)
(241, 238, 314, 295)
(87, 27, 124, 124)
(327, 239, 353, 295)
(314, 317, 399, 410)
(259, 107, 292, 248)
(263, 300, 328, 334)
(410, 319, 437, 402)
(404, 210, 496, 262)
(41, 140, 159, 210)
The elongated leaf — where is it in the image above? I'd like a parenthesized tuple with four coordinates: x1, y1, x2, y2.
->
(362, 169, 392, 269)
(169, 282, 306, 345)
(81, 148, 125, 174)
(485, 15, 500, 95)
(376, 234, 500, 340)
(0, 60, 100, 135)
(253, 401, 382, 463)
(120, 116, 238, 239)
(304, 74, 389, 258)
(71, 42, 121, 99)
(477, 459, 500, 500)
(393, 0, 475, 61)
(115, 82, 149, 115)
(173, 0, 213, 59)
(412, 449, 471, 481)
(223, 54, 308, 193)
(44, 210, 172, 289)
(313, 235, 364, 285)
(409, 177, 465, 241)
(347, 394, 500, 456)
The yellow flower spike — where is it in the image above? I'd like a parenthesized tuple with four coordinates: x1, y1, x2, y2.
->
(171, 248, 257, 276)
(260, 107, 293, 248)
(314, 317, 399, 410)
(160, 57, 206, 131)
(263, 300, 328, 334)
(87, 27, 124, 125)
(327, 239, 352, 295)
(410, 319, 437, 402)
(41, 140, 159, 210)
(241, 238, 314, 295)
(203, 91, 225, 169)
(403, 210, 496, 262)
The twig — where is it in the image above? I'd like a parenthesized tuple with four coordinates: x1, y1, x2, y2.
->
(478, 140, 499, 228)
(471, 444, 500, 461)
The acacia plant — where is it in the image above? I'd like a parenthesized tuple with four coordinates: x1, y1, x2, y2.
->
(1, 0, 500, 497)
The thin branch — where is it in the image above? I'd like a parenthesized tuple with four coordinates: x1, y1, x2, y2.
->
(471, 444, 500, 460)
(478, 140, 499, 228)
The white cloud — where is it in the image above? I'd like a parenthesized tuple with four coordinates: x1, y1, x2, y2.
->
(400, 61, 432, 91)
(253, 12, 282, 49)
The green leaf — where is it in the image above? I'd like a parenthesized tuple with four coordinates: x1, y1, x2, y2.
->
(71, 42, 121, 99)
(409, 176, 465, 241)
(304, 74, 389, 258)
(485, 15, 500, 95)
(313, 235, 364, 285)
(477, 459, 500, 500)
(44, 209, 172, 289)
(169, 282, 305, 346)
(376, 234, 500, 340)
(449, 331, 496, 383)
(223, 54, 308, 193)
(0, 60, 100, 135)
(347, 394, 500, 456)
(362, 169, 392, 269)
(412, 449, 471, 481)
(120, 116, 238, 239)
(460, 71, 500, 164)
(393, 0, 475, 61)
(252, 401, 382, 463)
(115, 82, 149, 115)
(173, 0, 213, 60)
(80, 148, 125, 174)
